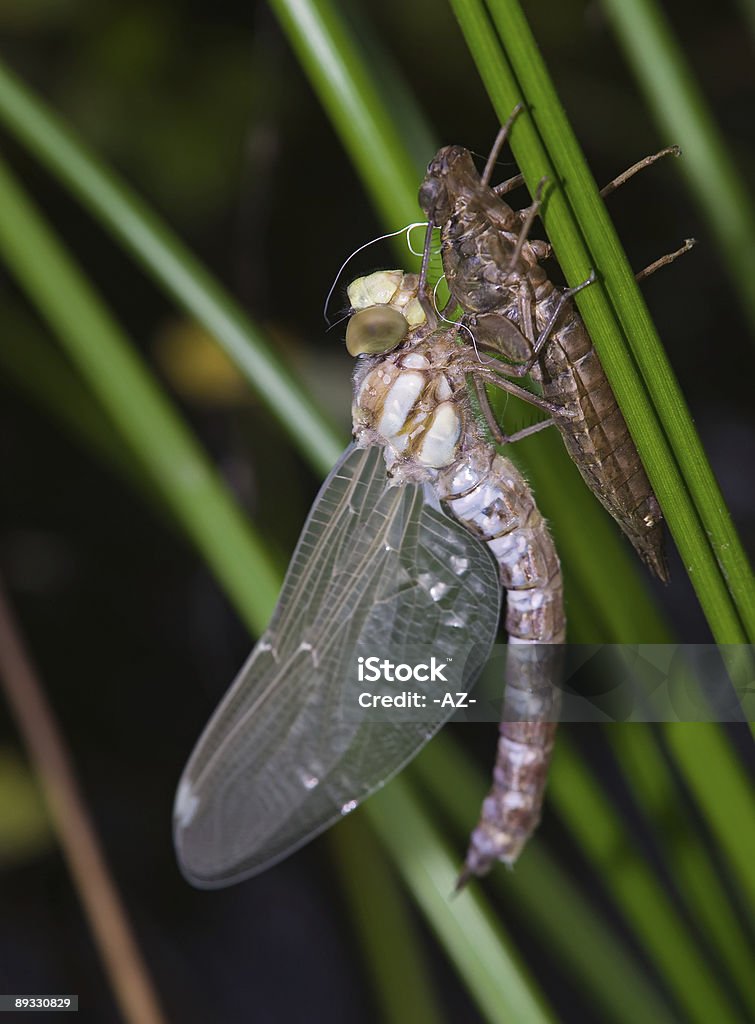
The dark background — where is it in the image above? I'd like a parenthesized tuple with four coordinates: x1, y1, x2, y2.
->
(0, 1, 753, 1021)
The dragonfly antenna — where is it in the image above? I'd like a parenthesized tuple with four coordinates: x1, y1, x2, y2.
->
(324, 310, 353, 334)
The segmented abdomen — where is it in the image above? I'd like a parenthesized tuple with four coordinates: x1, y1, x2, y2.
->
(535, 284, 668, 581)
(438, 450, 563, 879)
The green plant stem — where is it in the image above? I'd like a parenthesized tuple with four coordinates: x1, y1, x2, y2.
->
(268, 0, 423, 229)
(449, 0, 755, 646)
(600, 0, 755, 330)
(662, 724, 755, 913)
(365, 776, 555, 1024)
(412, 736, 681, 1024)
(0, 59, 342, 478)
(549, 733, 745, 1024)
(329, 817, 444, 1024)
(0, 154, 279, 635)
(0, 310, 162, 513)
(610, 725, 755, 1010)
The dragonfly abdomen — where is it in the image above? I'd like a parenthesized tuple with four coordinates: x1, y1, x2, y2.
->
(436, 446, 564, 881)
(537, 301, 668, 580)
(461, 714, 558, 880)
(437, 452, 564, 643)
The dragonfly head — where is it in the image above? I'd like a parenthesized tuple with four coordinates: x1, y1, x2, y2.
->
(419, 145, 479, 225)
(346, 305, 409, 356)
(345, 270, 426, 356)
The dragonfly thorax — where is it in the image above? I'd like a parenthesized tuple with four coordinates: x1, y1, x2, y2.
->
(352, 326, 469, 471)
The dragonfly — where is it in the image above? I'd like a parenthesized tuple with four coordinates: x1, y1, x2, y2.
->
(174, 269, 564, 888)
(418, 110, 671, 581)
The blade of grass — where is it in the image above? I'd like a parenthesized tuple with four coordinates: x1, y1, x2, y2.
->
(343, 5, 438, 171)
(662, 724, 755, 913)
(328, 816, 445, 1024)
(0, 154, 279, 636)
(600, 0, 755, 330)
(609, 725, 755, 1011)
(548, 733, 745, 1024)
(411, 735, 681, 1024)
(365, 776, 555, 1024)
(0, 59, 342, 478)
(268, 0, 423, 229)
(477, 0, 755, 644)
(0, 306, 163, 514)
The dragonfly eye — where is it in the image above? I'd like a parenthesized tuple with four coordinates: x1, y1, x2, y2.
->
(346, 305, 409, 356)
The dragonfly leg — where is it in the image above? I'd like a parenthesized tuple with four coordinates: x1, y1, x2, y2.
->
(504, 418, 556, 443)
(492, 270, 596, 379)
(475, 350, 529, 378)
(474, 373, 556, 446)
(474, 366, 570, 418)
(508, 178, 548, 271)
(472, 376, 507, 445)
(493, 178, 552, 259)
(469, 279, 542, 380)
(518, 274, 539, 354)
(493, 172, 524, 197)
(481, 103, 525, 188)
(636, 238, 696, 282)
(531, 270, 597, 359)
(600, 145, 681, 199)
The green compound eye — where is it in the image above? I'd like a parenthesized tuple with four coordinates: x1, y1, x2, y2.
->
(346, 305, 409, 357)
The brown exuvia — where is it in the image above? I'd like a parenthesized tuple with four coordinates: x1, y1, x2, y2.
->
(419, 131, 669, 582)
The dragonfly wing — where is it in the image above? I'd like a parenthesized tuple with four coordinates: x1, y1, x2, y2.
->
(174, 443, 501, 887)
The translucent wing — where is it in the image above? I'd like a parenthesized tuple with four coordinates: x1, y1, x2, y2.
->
(174, 443, 501, 887)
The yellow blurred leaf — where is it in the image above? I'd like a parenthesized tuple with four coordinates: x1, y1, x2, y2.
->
(0, 747, 52, 866)
(154, 318, 248, 407)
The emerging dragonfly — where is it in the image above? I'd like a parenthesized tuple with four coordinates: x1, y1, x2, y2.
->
(174, 269, 564, 887)
(419, 109, 671, 581)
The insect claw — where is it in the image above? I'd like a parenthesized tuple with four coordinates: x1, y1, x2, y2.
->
(564, 269, 597, 299)
(454, 861, 478, 892)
